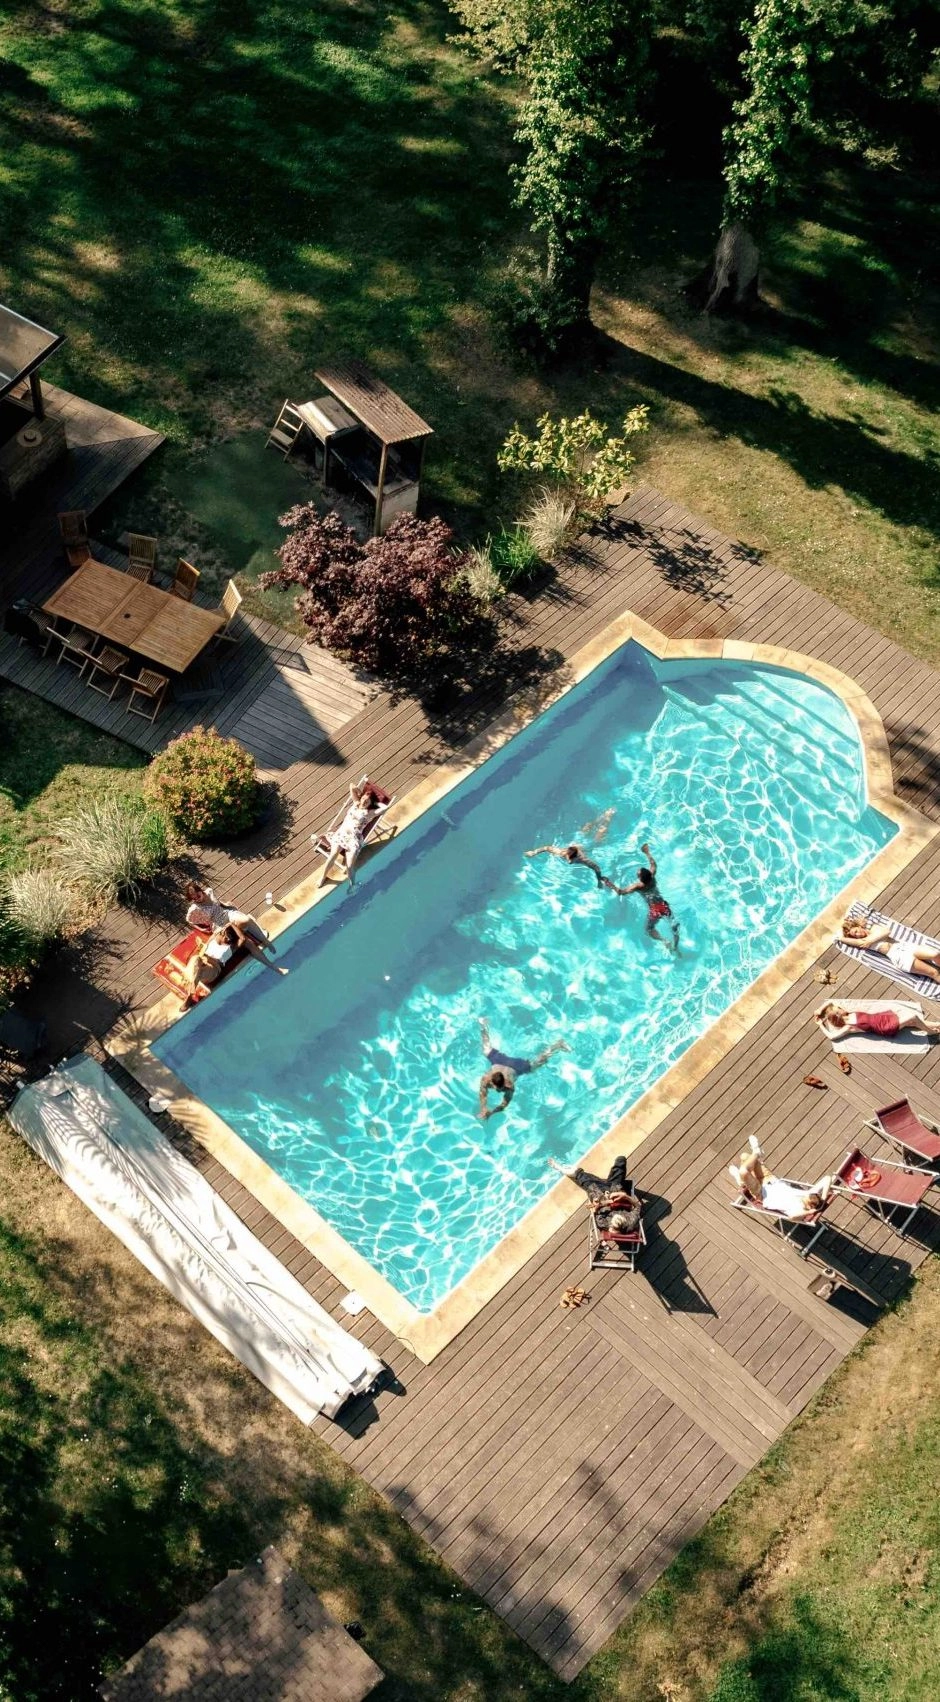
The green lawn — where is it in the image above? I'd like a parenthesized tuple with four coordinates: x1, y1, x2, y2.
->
(0, 686, 145, 875)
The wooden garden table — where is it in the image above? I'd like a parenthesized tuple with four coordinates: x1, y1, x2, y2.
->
(44, 559, 224, 673)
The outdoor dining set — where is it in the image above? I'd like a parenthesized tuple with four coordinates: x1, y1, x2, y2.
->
(7, 511, 242, 721)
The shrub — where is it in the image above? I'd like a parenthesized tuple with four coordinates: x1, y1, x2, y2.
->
(498, 406, 650, 513)
(145, 726, 261, 843)
(462, 544, 505, 606)
(519, 486, 576, 559)
(487, 525, 540, 587)
(3, 866, 76, 946)
(53, 795, 169, 904)
(259, 508, 484, 679)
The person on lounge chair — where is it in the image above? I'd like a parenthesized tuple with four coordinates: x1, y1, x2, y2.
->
(185, 881, 278, 961)
(731, 1136, 833, 1220)
(178, 920, 288, 1004)
(841, 916, 940, 983)
(547, 1154, 641, 1232)
(318, 782, 392, 889)
(814, 1000, 940, 1040)
(477, 1018, 569, 1119)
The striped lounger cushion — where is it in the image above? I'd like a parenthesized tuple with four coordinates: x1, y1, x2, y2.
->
(837, 901, 940, 1002)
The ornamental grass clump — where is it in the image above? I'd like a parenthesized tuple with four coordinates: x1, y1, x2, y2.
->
(145, 726, 261, 843)
(2, 867, 76, 947)
(463, 544, 505, 605)
(519, 486, 576, 560)
(53, 795, 169, 905)
(260, 508, 484, 680)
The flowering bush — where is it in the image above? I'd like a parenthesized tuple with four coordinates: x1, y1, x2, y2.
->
(145, 727, 260, 843)
(260, 508, 485, 679)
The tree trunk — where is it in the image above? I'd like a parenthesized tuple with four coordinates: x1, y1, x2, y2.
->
(686, 222, 761, 315)
(546, 229, 597, 330)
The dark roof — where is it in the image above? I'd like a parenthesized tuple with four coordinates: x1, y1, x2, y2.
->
(0, 304, 64, 400)
(98, 1547, 383, 1702)
(314, 358, 432, 443)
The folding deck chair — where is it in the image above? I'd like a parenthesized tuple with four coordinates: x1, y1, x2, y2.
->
(833, 1144, 938, 1238)
(865, 1098, 940, 1169)
(729, 1176, 833, 1256)
(588, 1205, 646, 1272)
(311, 776, 396, 860)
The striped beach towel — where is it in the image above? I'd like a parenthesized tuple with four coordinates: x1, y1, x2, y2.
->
(836, 902, 940, 1002)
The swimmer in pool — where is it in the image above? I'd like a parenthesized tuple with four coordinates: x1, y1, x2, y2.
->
(525, 842, 617, 891)
(477, 1017, 570, 1120)
(613, 842, 680, 951)
(580, 807, 617, 844)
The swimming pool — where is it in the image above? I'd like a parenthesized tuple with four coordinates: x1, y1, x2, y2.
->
(154, 643, 896, 1313)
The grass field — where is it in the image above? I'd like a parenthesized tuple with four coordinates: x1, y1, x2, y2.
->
(2, 0, 940, 1695)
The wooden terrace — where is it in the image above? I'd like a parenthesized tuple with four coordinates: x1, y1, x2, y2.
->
(11, 486, 940, 1678)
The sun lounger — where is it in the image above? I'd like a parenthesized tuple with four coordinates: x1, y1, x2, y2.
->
(153, 929, 247, 1002)
(311, 775, 396, 860)
(833, 1143, 938, 1238)
(865, 1098, 940, 1169)
(837, 902, 940, 1002)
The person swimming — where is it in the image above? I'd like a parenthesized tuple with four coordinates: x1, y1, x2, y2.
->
(524, 842, 617, 891)
(613, 842, 679, 951)
(477, 1017, 569, 1119)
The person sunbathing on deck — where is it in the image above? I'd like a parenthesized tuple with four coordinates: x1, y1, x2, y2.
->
(814, 1000, 940, 1040)
(179, 920, 288, 1005)
(547, 1154, 641, 1232)
(525, 842, 617, 891)
(185, 881, 278, 962)
(730, 1136, 833, 1220)
(841, 917, 940, 984)
(317, 782, 392, 889)
(477, 1018, 569, 1120)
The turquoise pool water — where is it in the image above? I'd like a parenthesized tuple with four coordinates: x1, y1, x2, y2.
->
(155, 644, 895, 1312)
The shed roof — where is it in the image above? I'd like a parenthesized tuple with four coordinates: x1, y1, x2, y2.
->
(0, 303, 63, 400)
(98, 1547, 383, 1702)
(315, 358, 432, 443)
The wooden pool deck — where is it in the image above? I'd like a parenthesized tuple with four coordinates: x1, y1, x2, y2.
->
(12, 484, 940, 1678)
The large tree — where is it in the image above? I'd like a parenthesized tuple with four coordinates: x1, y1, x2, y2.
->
(693, 0, 935, 313)
(451, 0, 653, 344)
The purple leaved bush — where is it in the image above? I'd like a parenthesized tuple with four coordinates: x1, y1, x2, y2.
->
(259, 507, 486, 681)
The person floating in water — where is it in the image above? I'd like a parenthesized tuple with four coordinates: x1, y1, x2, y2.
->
(477, 1017, 569, 1120)
(525, 842, 617, 891)
(613, 842, 680, 951)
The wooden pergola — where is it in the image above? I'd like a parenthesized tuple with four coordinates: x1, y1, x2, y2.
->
(0, 302, 63, 419)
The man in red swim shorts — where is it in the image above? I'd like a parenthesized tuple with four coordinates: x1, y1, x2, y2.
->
(613, 842, 680, 952)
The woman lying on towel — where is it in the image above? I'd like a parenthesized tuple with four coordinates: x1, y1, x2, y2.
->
(730, 1137, 833, 1220)
(841, 917, 940, 984)
(181, 922, 288, 1004)
(814, 1000, 940, 1040)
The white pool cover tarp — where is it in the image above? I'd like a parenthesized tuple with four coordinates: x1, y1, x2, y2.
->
(8, 1055, 383, 1422)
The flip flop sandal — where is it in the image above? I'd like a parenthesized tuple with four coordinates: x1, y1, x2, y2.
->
(839, 1055, 852, 1075)
(803, 1075, 828, 1090)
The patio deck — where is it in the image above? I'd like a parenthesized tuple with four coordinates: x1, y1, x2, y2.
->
(13, 485, 940, 1679)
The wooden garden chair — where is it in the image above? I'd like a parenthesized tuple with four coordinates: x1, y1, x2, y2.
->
(171, 558, 200, 601)
(58, 510, 90, 567)
(127, 533, 157, 580)
(58, 626, 101, 677)
(86, 645, 128, 700)
(121, 666, 170, 722)
(211, 578, 243, 647)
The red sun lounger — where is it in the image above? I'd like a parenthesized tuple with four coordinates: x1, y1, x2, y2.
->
(153, 929, 247, 1003)
(865, 1098, 940, 1169)
(833, 1144, 938, 1238)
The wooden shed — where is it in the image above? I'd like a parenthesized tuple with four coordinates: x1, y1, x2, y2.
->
(270, 359, 432, 536)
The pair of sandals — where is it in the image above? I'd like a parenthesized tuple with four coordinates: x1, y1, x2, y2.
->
(803, 1054, 852, 1090)
(559, 1286, 589, 1310)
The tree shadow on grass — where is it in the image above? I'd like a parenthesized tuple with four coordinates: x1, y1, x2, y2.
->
(708, 1594, 863, 1702)
(0, 1199, 575, 1702)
